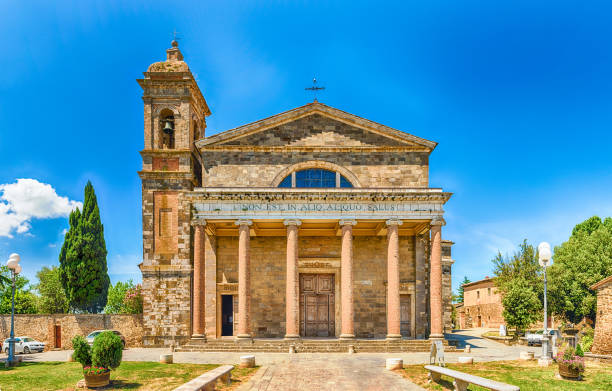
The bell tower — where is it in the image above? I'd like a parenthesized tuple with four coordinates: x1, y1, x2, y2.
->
(137, 40, 210, 346)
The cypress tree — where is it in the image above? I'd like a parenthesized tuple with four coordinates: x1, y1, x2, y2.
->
(59, 181, 110, 313)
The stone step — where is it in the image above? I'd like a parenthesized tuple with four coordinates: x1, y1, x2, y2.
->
(175, 338, 455, 353)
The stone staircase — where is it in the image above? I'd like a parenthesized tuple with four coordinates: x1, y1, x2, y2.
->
(176, 338, 456, 353)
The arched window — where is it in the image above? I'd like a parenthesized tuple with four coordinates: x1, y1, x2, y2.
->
(278, 169, 354, 188)
(159, 109, 175, 149)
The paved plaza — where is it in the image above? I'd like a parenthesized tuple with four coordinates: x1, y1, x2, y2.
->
(0, 329, 540, 390)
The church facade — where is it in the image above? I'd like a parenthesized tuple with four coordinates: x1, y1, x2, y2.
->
(138, 42, 454, 347)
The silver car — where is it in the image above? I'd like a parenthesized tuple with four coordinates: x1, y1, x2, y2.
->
(85, 330, 126, 348)
(3, 336, 45, 354)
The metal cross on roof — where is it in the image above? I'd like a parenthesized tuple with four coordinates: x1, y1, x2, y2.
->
(173, 30, 180, 41)
(305, 78, 325, 102)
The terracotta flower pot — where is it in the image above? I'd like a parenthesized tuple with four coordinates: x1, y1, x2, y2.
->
(558, 362, 581, 379)
(84, 371, 110, 388)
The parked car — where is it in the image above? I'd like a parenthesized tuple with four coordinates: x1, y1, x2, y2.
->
(86, 330, 126, 348)
(2, 336, 45, 354)
(526, 329, 560, 346)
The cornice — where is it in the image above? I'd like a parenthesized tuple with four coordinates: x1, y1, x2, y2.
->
(140, 149, 192, 157)
(186, 187, 452, 203)
(199, 145, 430, 153)
(138, 171, 195, 181)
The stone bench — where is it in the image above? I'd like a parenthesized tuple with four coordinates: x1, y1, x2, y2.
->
(173, 365, 233, 391)
(424, 365, 519, 391)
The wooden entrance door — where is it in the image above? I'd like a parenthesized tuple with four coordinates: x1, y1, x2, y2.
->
(300, 274, 335, 337)
(400, 294, 411, 337)
(54, 325, 61, 348)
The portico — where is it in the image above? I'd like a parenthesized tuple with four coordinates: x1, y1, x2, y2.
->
(187, 188, 449, 341)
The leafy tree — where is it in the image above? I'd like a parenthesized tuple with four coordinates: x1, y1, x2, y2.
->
(59, 181, 110, 313)
(0, 266, 38, 314)
(492, 239, 542, 297)
(123, 283, 143, 314)
(34, 266, 69, 313)
(72, 335, 92, 366)
(104, 281, 133, 314)
(548, 216, 612, 323)
(457, 276, 471, 303)
(104, 280, 143, 314)
(502, 280, 541, 334)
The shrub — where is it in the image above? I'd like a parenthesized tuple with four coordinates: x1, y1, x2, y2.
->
(581, 326, 595, 352)
(575, 343, 584, 357)
(91, 331, 123, 370)
(123, 284, 143, 314)
(71, 335, 91, 367)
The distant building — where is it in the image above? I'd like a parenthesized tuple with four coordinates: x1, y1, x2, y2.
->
(457, 277, 504, 329)
(591, 275, 612, 355)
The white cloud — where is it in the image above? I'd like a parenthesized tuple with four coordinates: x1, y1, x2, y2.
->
(0, 179, 82, 237)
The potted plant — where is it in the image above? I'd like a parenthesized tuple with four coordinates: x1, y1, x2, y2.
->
(72, 331, 123, 388)
(555, 344, 585, 380)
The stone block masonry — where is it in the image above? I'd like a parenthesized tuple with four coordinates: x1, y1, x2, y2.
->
(0, 314, 143, 350)
(592, 277, 612, 355)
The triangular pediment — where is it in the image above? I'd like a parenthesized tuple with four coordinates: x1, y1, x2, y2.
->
(197, 102, 436, 150)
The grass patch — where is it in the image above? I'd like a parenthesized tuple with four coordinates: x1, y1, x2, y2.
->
(0, 361, 256, 391)
(399, 361, 612, 391)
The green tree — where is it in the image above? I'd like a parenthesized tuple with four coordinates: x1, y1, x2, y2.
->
(502, 280, 541, 334)
(104, 280, 133, 314)
(34, 266, 69, 313)
(492, 240, 542, 296)
(59, 181, 110, 313)
(548, 216, 612, 323)
(457, 276, 471, 303)
(0, 266, 38, 314)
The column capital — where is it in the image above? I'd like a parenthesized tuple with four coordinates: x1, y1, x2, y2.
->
(386, 218, 403, 226)
(190, 218, 207, 226)
(430, 217, 446, 226)
(339, 219, 357, 226)
(235, 219, 253, 226)
(283, 219, 302, 226)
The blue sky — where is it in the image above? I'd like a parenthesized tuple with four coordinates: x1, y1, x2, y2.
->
(1, 1, 611, 294)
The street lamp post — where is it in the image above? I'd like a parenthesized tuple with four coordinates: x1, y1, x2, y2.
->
(537, 242, 553, 366)
(5, 253, 21, 368)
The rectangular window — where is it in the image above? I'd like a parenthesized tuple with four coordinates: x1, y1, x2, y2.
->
(488, 288, 491, 296)
(477, 291, 480, 299)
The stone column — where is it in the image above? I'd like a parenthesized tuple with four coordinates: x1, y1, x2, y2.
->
(235, 219, 253, 340)
(415, 235, 427, 339)
(340, 219, 357, 339)
(284, 219, 301, 339)
(192, 221, 206, 339)
(204, 226, 217, 339)
(429, 217, 445, 340)
(386, 219, 403, 340)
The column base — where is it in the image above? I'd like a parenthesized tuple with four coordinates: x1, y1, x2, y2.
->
(386, 334, 402, 341)
(284, 334, 301, 340)
(429, 334, 444, 340)
(191, 334, 206, 341)
(339, 334, 355, 340)
(235, 334, 253, 343)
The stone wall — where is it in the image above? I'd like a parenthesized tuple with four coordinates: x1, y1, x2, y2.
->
(0, 314, 143, 350)
(459, 303, 505, 329)
(593, 282, 612, 355)
(202, 115, 429, 188)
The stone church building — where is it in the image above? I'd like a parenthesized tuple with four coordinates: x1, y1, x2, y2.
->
(138, 41, 454, 347)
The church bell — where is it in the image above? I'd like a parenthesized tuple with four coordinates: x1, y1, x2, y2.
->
(162, 117, 174, 134)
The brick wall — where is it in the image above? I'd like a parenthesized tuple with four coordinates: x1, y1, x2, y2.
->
(0, 314, 143, 350)
(593, 282, 612, 355)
